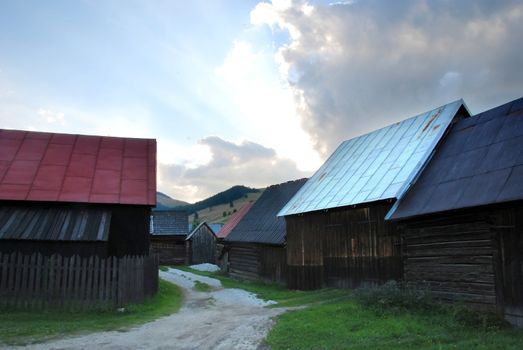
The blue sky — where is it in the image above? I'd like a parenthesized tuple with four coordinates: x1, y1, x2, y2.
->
(1, 0, 522, 202)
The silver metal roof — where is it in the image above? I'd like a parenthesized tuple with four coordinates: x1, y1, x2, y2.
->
(278, 100, 467, 216)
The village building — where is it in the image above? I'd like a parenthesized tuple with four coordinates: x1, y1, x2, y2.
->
(225, 179, 306, 283)
(215, 202, 253, 270)
(387, 97, 523, 326)
(150, 210, 188, 265)
(279, 100, 470, 290)
(186, 222, 217, 265)
(0, 129, 158, 308)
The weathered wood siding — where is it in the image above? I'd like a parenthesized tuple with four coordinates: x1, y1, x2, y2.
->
(228, 243, 287, 283)
(229, 244, 258, 280)
(403, 215, 497, 306)
(188, 225, 216, 265)
(150, 236, 186, 265)
(286, 202, 402, 290)
(402, 203, 523, 327)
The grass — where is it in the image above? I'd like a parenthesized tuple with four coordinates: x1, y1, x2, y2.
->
(175, 267, 523, 349)
(193, 281, 212, 292)
(0, 279, 183, 346)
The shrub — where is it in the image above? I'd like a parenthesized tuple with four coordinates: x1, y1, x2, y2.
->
(353, 280, 433, 313)
(450, 304, 509, 331)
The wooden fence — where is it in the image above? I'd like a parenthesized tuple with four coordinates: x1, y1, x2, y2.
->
(0, 252, 159, 310)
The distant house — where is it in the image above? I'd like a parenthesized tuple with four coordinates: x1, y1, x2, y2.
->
(388, 97, 523, 326)
(186, 222, 217, 265)
(225, 179, 307, 283)
(0, 129, 158, 308)
(150, 210, 188, 265)
(279, 101, 470, 290)
(214, 202, 253, 270)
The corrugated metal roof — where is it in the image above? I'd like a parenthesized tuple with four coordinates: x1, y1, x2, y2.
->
(388, 97, 523, 220)
(226, 179, 307, 245)
(279, 100, 468, 216)
(0, 129, 156, 206)
(150, 210, 188, 236)
(216, 202, 253, 239)
(0, 205, 111, 241)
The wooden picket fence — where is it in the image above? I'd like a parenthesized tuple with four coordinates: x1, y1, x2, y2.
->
(0, 252, 159, 310)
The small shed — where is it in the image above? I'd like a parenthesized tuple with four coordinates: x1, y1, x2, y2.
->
(225, 179, 306, 283)
(215, 202, 254, 270)
(186, 222, 217, 265)
(150, 210, 188, 265)
(279, 100, 470, 290)
(388, 97, 523, 326)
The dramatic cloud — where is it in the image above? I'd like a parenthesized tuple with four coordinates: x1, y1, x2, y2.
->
(252, 0, 523, 156)
(158, 136, 310, 202)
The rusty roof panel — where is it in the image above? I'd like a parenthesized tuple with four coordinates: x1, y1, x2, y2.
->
(279, 100, 467, 216)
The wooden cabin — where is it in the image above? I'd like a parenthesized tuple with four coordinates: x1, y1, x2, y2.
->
(0, 129, 156, 258)
(215, 202, 253, 271)
(0, 129, 158, 308)
(225, 179, 306, 283)
(279, 101, 470, 290)
(186, 222, 217, 265)
(150, 210, 188, 265)
(388, 97, 523, 326)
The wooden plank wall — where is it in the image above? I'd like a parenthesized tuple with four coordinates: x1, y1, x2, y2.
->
(286, 202, 402, 290)
(228, 244, 259, 280)
(189, 225, 217, 265)
(492, 205, 523, 326)
(150, 238, 186, 265)
(259, 245, 287, 284)
(0, 252, 159, 310)
(403, 215, 497, 306)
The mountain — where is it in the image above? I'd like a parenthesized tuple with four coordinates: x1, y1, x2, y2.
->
(183, 185, 260, 214)
(155, 192, 190, 211)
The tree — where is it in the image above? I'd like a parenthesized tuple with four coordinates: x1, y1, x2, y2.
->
(229, 201, 234, 208)
(222, 211, 227, 217)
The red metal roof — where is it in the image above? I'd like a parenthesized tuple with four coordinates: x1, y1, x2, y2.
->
(0, 129, 156, 206)
(216, 202, 253, 239)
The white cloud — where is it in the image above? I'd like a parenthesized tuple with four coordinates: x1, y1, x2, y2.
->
(158, 136, 310, 202)
(38, 108, 65, 125)
(251, 0, 523, 156)
(215, 39, 321, 171)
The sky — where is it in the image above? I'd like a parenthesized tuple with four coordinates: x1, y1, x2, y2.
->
(1, 0, 522, 203)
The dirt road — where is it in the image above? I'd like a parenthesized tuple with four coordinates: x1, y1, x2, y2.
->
(13, 268, 285, 350)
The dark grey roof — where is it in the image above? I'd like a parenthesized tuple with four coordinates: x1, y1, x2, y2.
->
(150, 210, 188, 236)
(226, 179, 307, 245)
(0, 206, 111, 241)
(388, 97, 523, 220)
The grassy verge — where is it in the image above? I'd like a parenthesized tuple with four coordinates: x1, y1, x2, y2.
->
(174, 266, 349, 307)
(193, 281, 212, 292)
(0, 279, 183, 346)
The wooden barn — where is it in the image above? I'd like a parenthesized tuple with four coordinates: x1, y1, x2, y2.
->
(215, 202, 253, 270)
(387, 97, 523, 326)
(0, 129, 158, 308)
(279, 100, 470, 290)
(150, 210, 188, 265)
(225, 179, 306, 283)
(186, 222, 217, 265)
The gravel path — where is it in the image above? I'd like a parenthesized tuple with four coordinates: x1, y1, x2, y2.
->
(11, 268, 285, 350)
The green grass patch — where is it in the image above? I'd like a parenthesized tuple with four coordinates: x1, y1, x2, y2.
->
(159, 265, 169, 272)
(174, 266, 349, 307)
(193, 281, 212, 292)
(266, 299, 523, 350)
(0, 279, 183, 346)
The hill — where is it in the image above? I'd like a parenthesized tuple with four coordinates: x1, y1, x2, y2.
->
(190, 190, 263, 225)
(155, 192, 189, 211)
(183, 185, 260, 214)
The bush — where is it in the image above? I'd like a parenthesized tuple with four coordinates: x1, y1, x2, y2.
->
(450, 304, 509, 331)
(353, 280, 433, 313)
